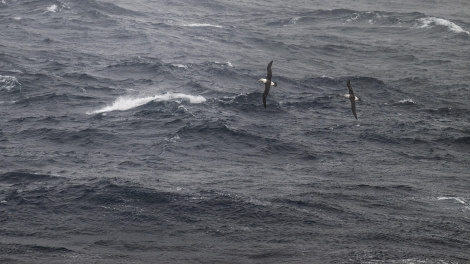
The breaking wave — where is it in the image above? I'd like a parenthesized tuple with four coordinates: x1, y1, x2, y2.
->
(0, 75, 21, 91)
(88, 93, 207, 114)
(416, 17, 470, 35)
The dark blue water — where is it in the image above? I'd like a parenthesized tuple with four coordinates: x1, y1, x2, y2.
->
(1, 0, 469, 263)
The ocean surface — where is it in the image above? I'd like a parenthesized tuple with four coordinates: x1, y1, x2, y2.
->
(1, 0, 470, 263)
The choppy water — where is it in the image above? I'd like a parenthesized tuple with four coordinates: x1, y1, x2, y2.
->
(1, 0, 470, 263)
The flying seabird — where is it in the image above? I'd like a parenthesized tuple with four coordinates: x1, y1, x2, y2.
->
(258, 60, 277, 108)
(346, 80, 358, 119)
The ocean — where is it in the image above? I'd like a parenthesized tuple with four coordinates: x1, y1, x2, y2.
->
(1, 0, 469, 263)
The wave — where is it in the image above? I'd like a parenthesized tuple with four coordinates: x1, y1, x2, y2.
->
(73, 0, 141, 17)
(183, 23, 224, 29)
(289, 9, 469, 38)
(216, 92, 262, 109)
(0, 243, 73, 255)
(88, 92, 207, 114)
(344, 10, 404, 25)
(0, 75, 21, 91)
(45, 1, 71, 13)
(437, 196, 467, 205)
(436, 196, 470, 212)
(171, 64, 188, 69)
(14, 127, 119, 147)
(269, 9, 412, 27)
(175, 119, 317, 160)
(13, 93, 94, 107)
(397, 98, 417, 105)
(415, 17, 470, 35)
(163, 19, 224, 29)
(46, 4, 58, 13)
(0, 171, 61, 184)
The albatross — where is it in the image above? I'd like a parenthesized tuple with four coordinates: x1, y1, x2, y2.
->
(258, 60, 277, 108)
(346, 80, 358, 119)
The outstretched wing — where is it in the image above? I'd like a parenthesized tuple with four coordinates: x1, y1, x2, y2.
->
(263, 84, 270, 108)
(347, 80, 354, 96)
(347, 80, 357, 119)
(266, 60, 273, 81)
(350, 97, 357, 119)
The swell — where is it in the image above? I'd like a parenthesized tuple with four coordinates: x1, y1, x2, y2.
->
(174, 119, 316, 160)
(0, 175, 323, 233)
(97, 56, 174, 82)
(269, 8, 469, 40)
(15, 127, 119, 147)
(0, 171, 60, 185)
(0, 243, 73, 255)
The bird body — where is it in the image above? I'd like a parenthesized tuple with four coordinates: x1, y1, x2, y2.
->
(258, 78, 277, 87)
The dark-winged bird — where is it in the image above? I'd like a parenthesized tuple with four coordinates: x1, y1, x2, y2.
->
(258, 60, 277, 108)
(346, 80, 358, 119)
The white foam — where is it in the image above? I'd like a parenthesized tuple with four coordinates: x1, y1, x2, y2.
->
(398, 98, 416, 104)
(437, 196, 467, 205)
(346, 13, 361, 23)
(214, 60, 233, 67)
(47, 4, 58, 13)
(0, 75, 21, 91)
(184, 23, 223, 28)
(285, 17, 301, 26)
(88, 93, 206, 114)
(417, 17, 470, 35)
(172, 64, 188, 69)
(365, 259, 429, 264)
(165, 134, 180, 143)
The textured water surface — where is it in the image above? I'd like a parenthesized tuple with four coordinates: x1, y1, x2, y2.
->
(1, 0, 469, 263)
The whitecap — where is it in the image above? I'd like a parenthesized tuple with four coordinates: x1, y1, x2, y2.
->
(214, 61, 233, 67)
(0, 75, 21, 91)
(346, 13, 361, 23)
(165, 134, 180, 143)
(184, 23, 223, 29)
(286, 17, 301, 26)
(47, 4, 58, 13)
(88, 92, 206, 114)
(398, 98, 416, 104)
(416, 17, 470, 35)
(437, 196, 466, 205)
(171, 64, 188, 69)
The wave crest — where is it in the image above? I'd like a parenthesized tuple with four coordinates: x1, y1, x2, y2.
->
(0, 75, 21, 91)
(88, 93, 206, 114)
(416, 17, 470, 35)
(184, 23, 223, 28)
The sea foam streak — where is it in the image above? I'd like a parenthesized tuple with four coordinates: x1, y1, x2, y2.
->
(88, 93, 206, 114)
(437, 196, 467, 205)
(184, 23, 223, 28)
(417, 17, 470, 35)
